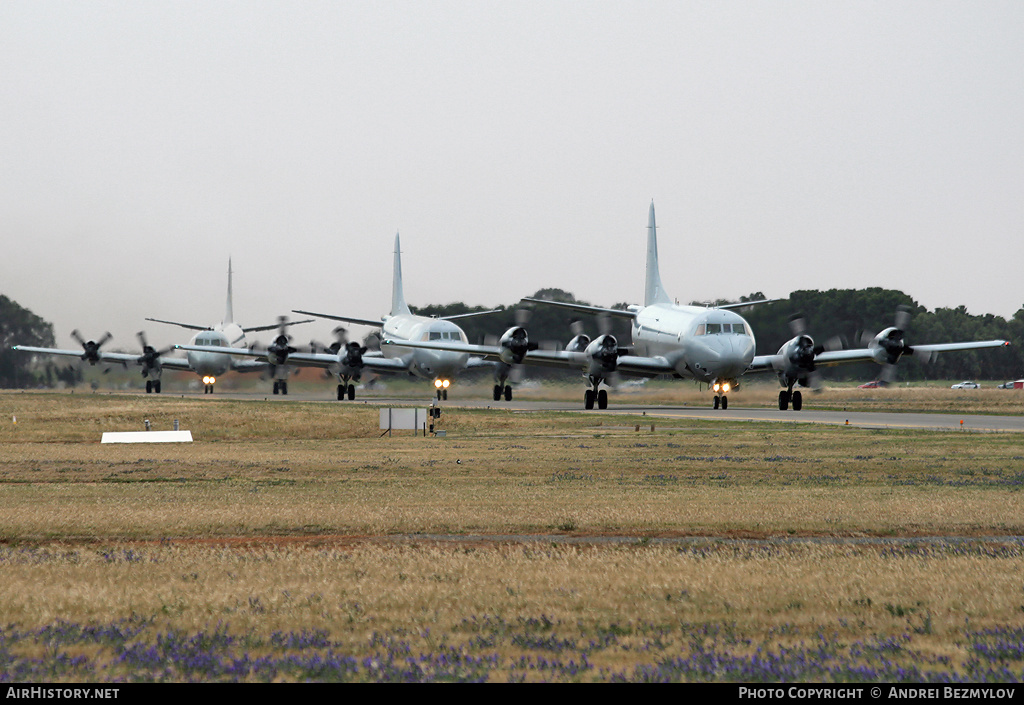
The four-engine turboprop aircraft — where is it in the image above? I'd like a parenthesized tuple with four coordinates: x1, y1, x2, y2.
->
(386, 202, 1010, 410)
(146, 260, 313, 393)
(12, 329, 195, 394)
(14, 261, 314, 394)
(181, 234, 498, 400)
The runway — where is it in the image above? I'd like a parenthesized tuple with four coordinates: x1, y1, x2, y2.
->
(192, 390, 1024, 433)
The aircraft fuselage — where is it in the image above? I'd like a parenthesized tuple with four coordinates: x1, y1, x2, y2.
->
(632, 303, 756, 385)
(381, 315, 470, 382)
(183, 323, 246, 379)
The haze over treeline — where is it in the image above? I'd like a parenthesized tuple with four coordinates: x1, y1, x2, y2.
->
(3, 287, 1021, 387)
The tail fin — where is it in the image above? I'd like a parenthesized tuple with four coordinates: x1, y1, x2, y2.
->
(225, 258, 235, 324)
(391, 233, 412, 316)
(644, 201, 671, 306)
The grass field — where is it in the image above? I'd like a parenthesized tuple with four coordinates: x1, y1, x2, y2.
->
(1, 390, 1023, 682)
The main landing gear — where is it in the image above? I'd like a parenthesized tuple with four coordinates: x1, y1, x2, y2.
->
(584, 376, 608, 410)
(713, 394, 728, 410)
(337, 383, 356, 400)
(493, 384, 512, 401)
(273, 380, 289, 395)
(778, 389, 803, 411)
(145, 380, 162, 394)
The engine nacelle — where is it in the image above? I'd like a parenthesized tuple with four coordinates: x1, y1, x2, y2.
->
(774, 334, 825, 388)
(267, 334, 295, 366)
(565, 334, 591, 353)
(498, 326, 535, 365)
(870, 326, 908, 365)
(585, 334, 619, 373)
(339, 341, 367, 372)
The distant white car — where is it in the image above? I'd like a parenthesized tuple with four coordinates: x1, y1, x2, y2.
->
(951, 381, 980, 389)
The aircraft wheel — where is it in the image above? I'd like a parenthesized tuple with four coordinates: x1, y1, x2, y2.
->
(713, 395, 720, 409)
(597, 389, 608, 409)
(584, 389, 595, 410)
(504, 385, 512, 401)
(778, 390, 790, 411)
(337, 384, 345, 401)
(281, 381, 288, 395)
(146, 380, 152, 394)
(442, 389, 447, 400)
(155, 381, 161, 394)
(493, 385, 501, 401)
(437, 390, 442, 400)
(792, 391, 802, 411)
(347, 384, 355, 400)
(721, 395, 728, 410)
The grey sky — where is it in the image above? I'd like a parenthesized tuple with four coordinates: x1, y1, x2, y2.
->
(2, 1, 1023, 351)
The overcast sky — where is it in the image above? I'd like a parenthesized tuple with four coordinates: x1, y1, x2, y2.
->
(3, 1, 1022, 350)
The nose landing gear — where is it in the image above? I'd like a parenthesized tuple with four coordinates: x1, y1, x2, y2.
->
(711, 379, 735, 410)
(434, 379, 450, 400)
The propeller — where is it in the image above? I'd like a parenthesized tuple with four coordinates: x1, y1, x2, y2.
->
(70, 330, 112, 364)
(857, 305, 921, 385)
(783, 314, 846, 390)
(265, 316, 297, 365)
(135, 331, 173, 375)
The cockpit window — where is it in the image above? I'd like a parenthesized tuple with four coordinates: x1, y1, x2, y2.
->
(697, 322, 750, 336)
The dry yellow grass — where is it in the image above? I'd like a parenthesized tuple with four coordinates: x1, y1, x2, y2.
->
(1, 391, 1023, 680)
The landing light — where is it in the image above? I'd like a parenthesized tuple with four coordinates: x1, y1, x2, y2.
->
(202, 376, 216, 385)
(442, 379, 450, 389)
(434, 379, 443, 389)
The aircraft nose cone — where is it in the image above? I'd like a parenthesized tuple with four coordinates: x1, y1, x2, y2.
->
(708, 336, 755, 379)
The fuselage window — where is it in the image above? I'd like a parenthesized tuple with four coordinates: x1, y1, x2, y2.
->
(733, 323, 747, 336)
(695, 324, 706, 336)
(706, 323, 722, 334)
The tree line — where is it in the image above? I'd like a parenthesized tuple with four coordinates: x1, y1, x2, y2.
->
(0, 296, 81, 388)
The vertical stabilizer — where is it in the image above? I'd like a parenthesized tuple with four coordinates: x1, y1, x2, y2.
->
(391, 233, 412, 316)
(644, 201, 672, 306)
(225, 258, 235, 324)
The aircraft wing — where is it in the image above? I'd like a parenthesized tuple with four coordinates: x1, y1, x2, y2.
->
(276, 351, 409, 374)
(520, 297, 780, 317)
(441, 308, 503, 320)
(175, 344, 410, 374)
(381, 338, 676, 377)
(813, 340, 1010, 367)
(242, 318, 315, 333)
(747, 339, 1010, 375)
(747, 354, 780, 373)
(292, 309, 384, 328)
(13, 345, 193, 371)
(519, 298, 637, 320)
(144, 317, 211, 332)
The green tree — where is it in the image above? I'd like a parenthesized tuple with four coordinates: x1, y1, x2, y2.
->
(0, 295, 57, 388)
